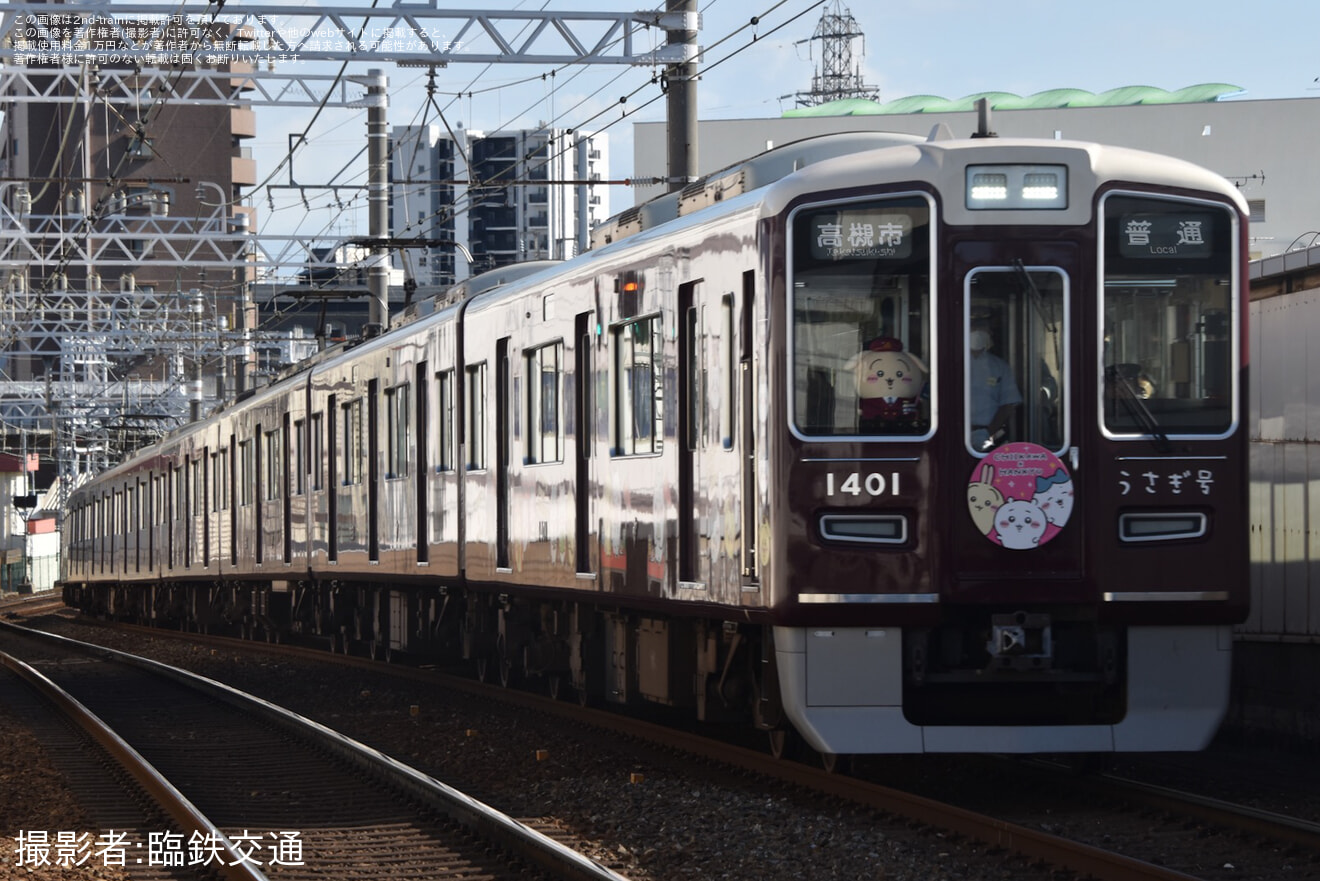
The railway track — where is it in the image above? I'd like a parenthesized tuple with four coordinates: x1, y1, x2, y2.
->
(0, 620, 629, 881)
(10, 609, 1318, 880)
(0, 588, 68, 618)
(0, 658, 214, 881)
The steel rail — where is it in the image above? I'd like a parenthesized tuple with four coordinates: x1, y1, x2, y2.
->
(0, 646, 270, 881)
(0, 619, 632, 881)
(43, 617, 1203, 881)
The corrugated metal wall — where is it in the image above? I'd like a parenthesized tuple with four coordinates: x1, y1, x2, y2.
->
(1246, 290, 1320, 640)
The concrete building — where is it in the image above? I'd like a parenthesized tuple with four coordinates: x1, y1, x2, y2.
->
(389, 124, 610, 290)
(632, 88, 1317, 261)
(0, 451, 57, 594)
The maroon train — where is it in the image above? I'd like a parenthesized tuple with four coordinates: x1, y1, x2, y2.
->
(63, 130, 1250, 756)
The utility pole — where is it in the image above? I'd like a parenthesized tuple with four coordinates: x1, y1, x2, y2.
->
(356, 69, 390, 335)
(665, 0, 699, 193)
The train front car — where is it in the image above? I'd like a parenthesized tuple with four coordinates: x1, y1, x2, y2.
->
(763, 138, 1249, 755)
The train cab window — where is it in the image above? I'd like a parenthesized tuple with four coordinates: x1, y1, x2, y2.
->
(789, 195, 933, 439)
(526, 342, 564, 464)
(612, 316, 663, 456)
(965, 266, 1068, 455)
(1101, 193, 1237, 437)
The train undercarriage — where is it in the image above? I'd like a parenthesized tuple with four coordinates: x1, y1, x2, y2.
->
(62, 578, 781, 737)
(61, 579, 1232, 756)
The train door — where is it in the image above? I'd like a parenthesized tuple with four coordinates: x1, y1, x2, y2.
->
(282, 417, 292, 564)
(496, 337, 511, 570)
(327, 397, 338, 563)
(574, 311, 594, 575)
(739, 270, 758, 584)
(415, 364, 429, 564)
(678, 282, 699, 586)
(952, 250, 1084, 594)
(367, 380, 380, 563)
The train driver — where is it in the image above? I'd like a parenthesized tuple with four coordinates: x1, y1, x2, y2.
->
(968, 325, 1022, 451)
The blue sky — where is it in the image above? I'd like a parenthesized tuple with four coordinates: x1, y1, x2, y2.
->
(247, 0, 1316, 252)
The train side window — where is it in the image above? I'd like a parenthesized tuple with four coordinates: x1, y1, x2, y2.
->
(720, 294, 735, 450)
(386, 383, 410, 478)
(465, 363, 487, 470)
(437, 369, 456, 472)
(293, 418, 306, 495)
(526, 342, 564, 464)
(682, 301, 706, 452)
(309, 414, 324, 491)
(239, 440, 254, 506)
(612, 315, 663, 456)
(264, 429, 282, 501)
(192, 459, 204, 516)
(172, 465, 182, 521)
(789, 194, 934, 440)
(342, 397, 365, 485)
(1101, 193, 1236, 437)
(214, 448, 229, 511)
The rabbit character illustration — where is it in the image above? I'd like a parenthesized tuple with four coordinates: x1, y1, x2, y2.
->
(966, 464, 1004, 536)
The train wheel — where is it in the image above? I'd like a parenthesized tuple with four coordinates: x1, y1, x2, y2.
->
(496, 635, 515, 688)
(818, 750, 850, 774)
(767, 728, 791, 760)
(474, 656, 490, 682)
(546, 674, 562, 701)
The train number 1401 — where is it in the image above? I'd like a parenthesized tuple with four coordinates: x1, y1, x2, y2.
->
(825, 471, 901, 497)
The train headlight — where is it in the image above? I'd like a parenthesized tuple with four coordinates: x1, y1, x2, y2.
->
(966, 164, 1067, 210)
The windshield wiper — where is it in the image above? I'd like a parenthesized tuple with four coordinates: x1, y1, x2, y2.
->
(1106, 366, 1173, 454)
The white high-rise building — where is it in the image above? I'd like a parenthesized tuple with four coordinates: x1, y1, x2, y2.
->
(389, 124, 609, 291)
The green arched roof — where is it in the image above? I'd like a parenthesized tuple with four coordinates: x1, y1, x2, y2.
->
(782, 84, 1246, 117)
(1002, 88, 1097, 109)
(937, 91, 1022, 113)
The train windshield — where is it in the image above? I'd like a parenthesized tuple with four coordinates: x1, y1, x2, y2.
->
(1101, 194, 1236, 437)
(789, 195, 933, 439)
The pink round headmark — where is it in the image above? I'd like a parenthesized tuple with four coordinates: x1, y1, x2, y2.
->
(965, 442, 1073, 550)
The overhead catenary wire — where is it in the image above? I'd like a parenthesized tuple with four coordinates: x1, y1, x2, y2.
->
(51, 1, 828, 359)
(276, 0, 823, 266)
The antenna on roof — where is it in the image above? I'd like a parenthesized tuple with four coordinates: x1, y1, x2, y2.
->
(971, 98, 998, 138)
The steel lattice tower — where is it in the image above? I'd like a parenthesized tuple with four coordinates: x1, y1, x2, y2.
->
(793, 1, 880, 107)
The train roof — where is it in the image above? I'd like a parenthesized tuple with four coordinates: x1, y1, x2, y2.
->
(591, 130, 927, 249)
(756, 135, 1249, 226)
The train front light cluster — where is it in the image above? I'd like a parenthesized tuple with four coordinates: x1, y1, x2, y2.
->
(966, 164, 1067, 210)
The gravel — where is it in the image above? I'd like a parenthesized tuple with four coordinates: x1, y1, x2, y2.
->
(1, 612, 1057, 881)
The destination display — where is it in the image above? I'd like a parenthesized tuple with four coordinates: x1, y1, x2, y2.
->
(808, 209, 920, 260)
(1117, 212, 1214, 259)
